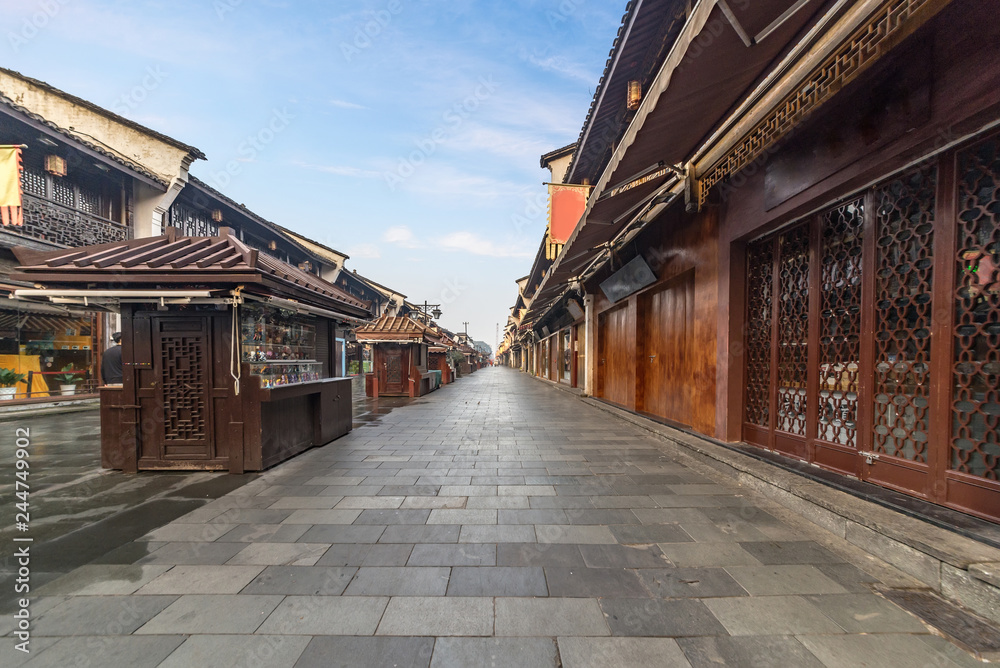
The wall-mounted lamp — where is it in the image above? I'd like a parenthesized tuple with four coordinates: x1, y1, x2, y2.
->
(44, 155, 67, 177)
(627, 80, 642, 111)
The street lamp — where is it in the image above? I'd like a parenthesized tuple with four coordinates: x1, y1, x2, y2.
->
(415, 301, 442, 324)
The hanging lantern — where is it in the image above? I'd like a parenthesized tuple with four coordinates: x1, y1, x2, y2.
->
(44, 155, 67, 177)
(268, 240, 278, 251)
(627, 80, 642, 111)
(211, 209, 223, 222)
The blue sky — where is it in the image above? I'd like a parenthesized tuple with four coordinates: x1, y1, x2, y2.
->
(3, 0, 623, 345)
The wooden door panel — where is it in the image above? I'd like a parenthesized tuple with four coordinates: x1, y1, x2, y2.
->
(152, 316, 214, 461)
(641, 271, 694, 426)
(598, 303, 634, 407)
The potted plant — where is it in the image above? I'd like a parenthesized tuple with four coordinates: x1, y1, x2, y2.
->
(54, 365, 83, 395)
(0, 368, 26, 400)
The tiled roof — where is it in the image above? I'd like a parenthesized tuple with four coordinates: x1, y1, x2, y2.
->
(356, 314, 437, 343)
(0, 67, 205, 159)
(12, 227, 371, 316)
(0, 92, 169, 187)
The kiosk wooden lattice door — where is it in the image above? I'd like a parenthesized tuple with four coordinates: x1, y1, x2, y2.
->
(144, 316, 215, 463)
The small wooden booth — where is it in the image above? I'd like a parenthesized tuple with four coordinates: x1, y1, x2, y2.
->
(357, 315, 441, 398)
(12, 227, 372, 473)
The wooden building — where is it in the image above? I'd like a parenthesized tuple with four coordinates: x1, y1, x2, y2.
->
(11, 227, 371, 472)
(518, 0, 1000, 523)
(357, 315, 442, 398)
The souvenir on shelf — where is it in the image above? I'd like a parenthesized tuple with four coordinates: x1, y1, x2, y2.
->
(239, 304, 324, 388)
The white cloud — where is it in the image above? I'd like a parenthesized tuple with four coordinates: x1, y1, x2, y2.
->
(523, 52, 597, 85)
(346, 243, 381, 259)
(329, 98, 367, 110)
(292, 161, 382, 178)
(437, 230, 534, 258)
(383, 225, 423, 248)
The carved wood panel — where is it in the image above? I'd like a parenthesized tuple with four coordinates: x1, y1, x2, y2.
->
(744, 238, 773, 430)
(776, 225, 811, 437)
(953, 138, 1000, 481)
(817, 199, 864, 448)
(160, 334, 207, 441)
(871, 166, 937, 463)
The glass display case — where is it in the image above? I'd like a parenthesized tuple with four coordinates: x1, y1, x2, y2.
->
(241, 305, 324, 388)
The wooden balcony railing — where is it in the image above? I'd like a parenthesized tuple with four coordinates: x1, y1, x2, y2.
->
(16, 192, 131, 248)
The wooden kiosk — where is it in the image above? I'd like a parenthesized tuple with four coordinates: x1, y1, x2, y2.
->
(357, 315, 442, 398)
(12, 227, 372, 473)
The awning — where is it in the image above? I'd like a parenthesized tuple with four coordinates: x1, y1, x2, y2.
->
(525, 0, 831, 320)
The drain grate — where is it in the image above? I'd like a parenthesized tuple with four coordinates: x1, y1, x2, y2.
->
(880, 588, 1000, 656)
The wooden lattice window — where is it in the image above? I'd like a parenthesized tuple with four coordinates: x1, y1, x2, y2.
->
(871, 165, 937, 463)
(776, 225, 810, 436)
(952, 138, 1000, 480)
(744, 239, 774, 428)
(817, 199, 864, 447)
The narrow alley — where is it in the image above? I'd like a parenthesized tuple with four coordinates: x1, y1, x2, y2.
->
(5, 369, 987, 667)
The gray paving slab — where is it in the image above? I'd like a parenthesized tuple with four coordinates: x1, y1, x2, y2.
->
(545, 567, 650, 598)
(298, 524, 386, 543)
(636, 567, 749, 598)
(796, 633, 972, 668)
(32, 565, 171, 596)
(257, 596, 389, 635)
(677, 636, 825, 668)
(242, 565, 357, 595)
(725, 565, 851, 596)
(599, 599, 728, 637)
(135, 594, 283, 634)
(578, 544, 671, 568)
(802, 593, 928, 633)
(376, 597, 494, 636)
(448, 566, 547, 596)
(431, 637, 558, 668)
(22, 636, 185, 668)
(134, 564, 265, 594)
(227, 542, 330, 566)
(408, 543, 496, 566)
(558, 637, 691, 668)
(32, 595, 177, 636)
(495, 598, 609, 637)
(703, 595, 847, 635)
(158, 634, 310, 668)
(345, 566, 451, 596)
(217, 523, 311, 543)
(136, 541, 248, 565)
(294, 636, 435, 668)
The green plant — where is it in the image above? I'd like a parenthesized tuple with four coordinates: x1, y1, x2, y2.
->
(0, 368, 26, 388)
(54, 365, 83, 384)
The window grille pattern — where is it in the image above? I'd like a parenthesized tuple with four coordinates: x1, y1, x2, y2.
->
(952, 139, 1000, 480)
(744, 238, 773, 427)
(20, 167, 46, 197)
(161, 335, 207, 441)
(818, 199, 864, 447)
(52, 178, 74, 208)
(20, 192, 130, 247)
(872, 166, 936, 462)
(776, 225, 810, 436)
(170, 201, 219, 238)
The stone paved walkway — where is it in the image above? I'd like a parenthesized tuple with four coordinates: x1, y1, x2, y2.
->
(4, 368, 990, 667)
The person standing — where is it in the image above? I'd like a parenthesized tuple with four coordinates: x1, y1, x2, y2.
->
(101, 332, 123, 385)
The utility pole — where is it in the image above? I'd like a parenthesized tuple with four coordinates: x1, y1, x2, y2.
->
(463, 321, 469, 337)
